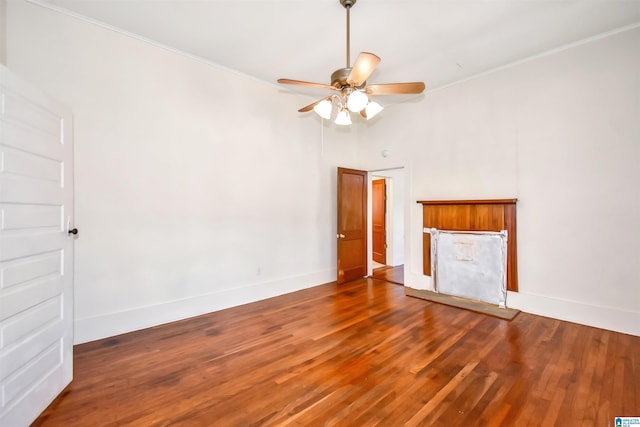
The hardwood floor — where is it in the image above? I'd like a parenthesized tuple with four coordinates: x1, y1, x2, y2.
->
(34, 278, 639, 426)
(372, 264, 404, 285)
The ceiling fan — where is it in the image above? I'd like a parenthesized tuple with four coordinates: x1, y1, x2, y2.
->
(277, 0, 426, 125)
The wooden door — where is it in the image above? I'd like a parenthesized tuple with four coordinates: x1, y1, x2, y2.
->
(0, 65, 75, 426)
(372, 179, 386, 265)
(337, 167, 367, 284)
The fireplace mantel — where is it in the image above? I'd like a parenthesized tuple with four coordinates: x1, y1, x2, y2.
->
(417, 199, 518, 292)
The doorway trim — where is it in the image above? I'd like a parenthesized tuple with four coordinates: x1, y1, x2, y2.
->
(367, 167, 405, 277)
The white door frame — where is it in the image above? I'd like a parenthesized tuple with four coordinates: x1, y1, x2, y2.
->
(367, 166, 405, 276)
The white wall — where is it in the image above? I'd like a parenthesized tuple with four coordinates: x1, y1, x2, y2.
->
(357, 27, 640, 336)
(7, 0, 359, 343)
(0, 0, 6, 65)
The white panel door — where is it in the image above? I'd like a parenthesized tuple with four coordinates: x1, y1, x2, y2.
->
(0, 65, 74, 427)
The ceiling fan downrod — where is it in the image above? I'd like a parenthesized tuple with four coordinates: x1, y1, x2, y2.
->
(340, 0, 357, 68)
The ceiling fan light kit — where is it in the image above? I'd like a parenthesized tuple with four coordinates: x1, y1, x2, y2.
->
(346, 89, 368, 112)
(335, 108, 353, 126)
(364, 101, 383, 119)
(278, 0, 425, 125)
(313, 99, 333, 120)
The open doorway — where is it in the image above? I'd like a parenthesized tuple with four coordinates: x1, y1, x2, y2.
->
(372, 177, 387, 268)
(368, 168, 405, 285)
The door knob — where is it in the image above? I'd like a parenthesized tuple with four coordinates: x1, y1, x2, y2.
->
(68, 228, 79, 235)
(339, 234, 345, 238)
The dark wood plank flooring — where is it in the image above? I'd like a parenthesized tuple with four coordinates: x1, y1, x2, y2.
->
(34, 278, 639, 426)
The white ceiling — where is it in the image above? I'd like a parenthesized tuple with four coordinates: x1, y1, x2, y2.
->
(35, 0, 640, 98)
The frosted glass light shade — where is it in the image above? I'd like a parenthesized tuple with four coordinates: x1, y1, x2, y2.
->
(313, 99, 332, 120)
(364, 101, 384, 119)
(347, 90, 368, 112)
(334, 109, 352, 125)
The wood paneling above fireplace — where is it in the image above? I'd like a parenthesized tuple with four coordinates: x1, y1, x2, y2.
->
(417, 199, 518, 292)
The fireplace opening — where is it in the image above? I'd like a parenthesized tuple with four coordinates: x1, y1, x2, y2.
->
(428, 229, 508, 308)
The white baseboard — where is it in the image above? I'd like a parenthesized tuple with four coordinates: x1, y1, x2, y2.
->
(404, 270, 434, 291)
(506, 291, 640, 337)
(76, 269, 639, 344)
(74, 268, 336, 344)
(405, 272, 639, 337)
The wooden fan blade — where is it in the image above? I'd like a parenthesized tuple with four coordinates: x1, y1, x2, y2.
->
(347, 52, 381, 87)
(365, 82, 426, 95)
(298, 97, 331, 113)
(278, 79, 337, 91)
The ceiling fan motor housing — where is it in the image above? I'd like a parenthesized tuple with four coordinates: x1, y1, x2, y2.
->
(332, 68, 351, 88)
(331, 67, 365, 89)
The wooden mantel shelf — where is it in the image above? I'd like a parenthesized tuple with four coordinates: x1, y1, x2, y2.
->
(417, 199, 517, 206)
(417, 198, 519, 292)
